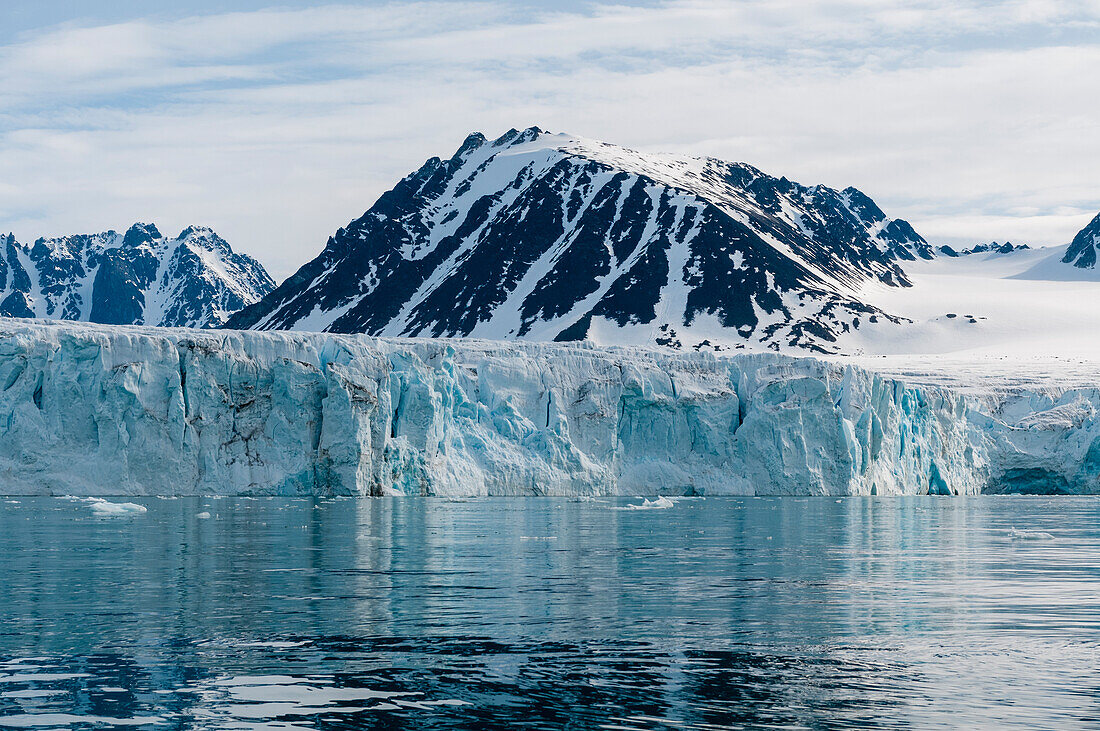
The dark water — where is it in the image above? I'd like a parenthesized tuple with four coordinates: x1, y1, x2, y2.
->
(1, 496, 1099, 729)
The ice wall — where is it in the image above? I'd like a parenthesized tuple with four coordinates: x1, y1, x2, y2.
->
(0, 320, 1093, 496)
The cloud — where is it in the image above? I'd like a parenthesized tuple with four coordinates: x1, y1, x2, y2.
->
(0, 0, 1098, 278)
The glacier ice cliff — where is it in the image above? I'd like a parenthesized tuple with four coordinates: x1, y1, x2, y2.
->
(0, 319, 1096, 496)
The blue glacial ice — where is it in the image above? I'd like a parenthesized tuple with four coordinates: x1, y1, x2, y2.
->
(0, 319, 1097, 496)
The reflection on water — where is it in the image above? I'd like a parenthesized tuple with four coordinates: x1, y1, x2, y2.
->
(1, 496, 1099, 729)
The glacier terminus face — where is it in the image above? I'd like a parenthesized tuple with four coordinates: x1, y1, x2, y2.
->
(1, 319, 1097, 496)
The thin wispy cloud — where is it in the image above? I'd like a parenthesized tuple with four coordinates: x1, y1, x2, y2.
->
(1, 0, 1098, 277)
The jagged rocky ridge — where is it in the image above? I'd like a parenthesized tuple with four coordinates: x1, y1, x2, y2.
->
(228, 127, 933, 353)
(0, 223, 274, 327)
(2, 319, 1098, 496)
(1063, 211, 1100, 269)
(938, 242, 1030, 257)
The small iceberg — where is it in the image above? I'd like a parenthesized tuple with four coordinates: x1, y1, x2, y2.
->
(1007, 527, 1055, 541)
(196, 511, 212, 519)
(83, 498, 147, 516)
(621, 496, 676, 511)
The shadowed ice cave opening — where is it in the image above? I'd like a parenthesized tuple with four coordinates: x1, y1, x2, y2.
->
(983, 469, 1076, 495)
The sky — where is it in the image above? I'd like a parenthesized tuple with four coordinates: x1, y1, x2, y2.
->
(1, 0, 1097, 280)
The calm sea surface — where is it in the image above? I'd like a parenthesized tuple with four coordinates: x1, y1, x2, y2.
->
(1, 496, 1099, 729)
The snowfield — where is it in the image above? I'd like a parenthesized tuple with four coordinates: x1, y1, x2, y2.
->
(844, 243, 1100, 364)
(0, 318, 1097, 496)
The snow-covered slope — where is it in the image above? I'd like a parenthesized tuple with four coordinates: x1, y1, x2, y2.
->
(227, 127, 930, 353)
(0, 223, 274, 327)
(1, 319, 1097, 496)
(838, 238, 1100, 361)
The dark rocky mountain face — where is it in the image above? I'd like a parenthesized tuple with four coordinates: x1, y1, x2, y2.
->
(0, 223, 274, 327)
(228, 127, 932, 352)
(1063, 212, 1100, 269)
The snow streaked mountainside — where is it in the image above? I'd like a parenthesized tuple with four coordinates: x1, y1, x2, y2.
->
(1063, 211, 1100, 269)
(0, 223, 274, 327)
(227, 127, 933, 353)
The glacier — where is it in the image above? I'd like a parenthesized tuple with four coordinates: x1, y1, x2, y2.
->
(0, 319, 1096, 496)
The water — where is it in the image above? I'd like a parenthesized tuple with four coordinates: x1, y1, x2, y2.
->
(1, 496, 1099, 729)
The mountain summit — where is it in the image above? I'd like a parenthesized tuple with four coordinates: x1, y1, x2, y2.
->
(227, 127, 929, 351)
(1063, 211, 1100, 269)
(0, 223, 274, 327)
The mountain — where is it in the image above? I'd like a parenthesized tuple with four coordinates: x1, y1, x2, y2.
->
(1062, 211, 1100, 269)
(0, 223, 274, 327)
(227, 127, 930, 352)
(939, 242, 1029, 257)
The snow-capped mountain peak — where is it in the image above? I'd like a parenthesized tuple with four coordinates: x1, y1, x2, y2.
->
(0, 223, 274, 327)
(227, 127, 930, 352)
(1063, 211, 1100, 269)
(439, 128, 927, 289)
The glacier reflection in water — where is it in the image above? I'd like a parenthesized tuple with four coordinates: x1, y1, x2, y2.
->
(1, 496, 1099, 729)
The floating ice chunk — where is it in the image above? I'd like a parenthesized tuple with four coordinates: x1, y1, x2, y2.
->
(1007, 528, 1055, 541)
(83, 499, 147, 516)
(195, 512, 211, 519)
(621, 496, 676, 510)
